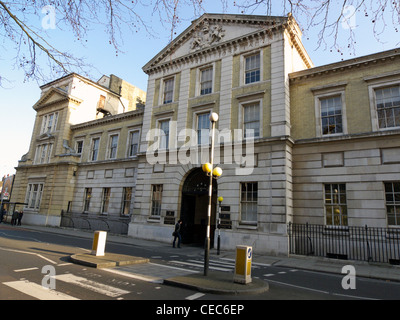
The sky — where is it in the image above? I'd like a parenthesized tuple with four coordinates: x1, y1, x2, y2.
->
(1, 0, 399, 178)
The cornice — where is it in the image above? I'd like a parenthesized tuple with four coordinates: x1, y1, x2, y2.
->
(143, 14, 297, 75)
(70, 108, 144, 131)
(289, 48, 400, 82)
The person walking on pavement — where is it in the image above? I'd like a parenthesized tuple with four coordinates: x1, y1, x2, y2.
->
(0, 208, 5, 223)
(172, 220, 182, 248)
(17, 211, 23, 226)
(11, 210, 19, 226)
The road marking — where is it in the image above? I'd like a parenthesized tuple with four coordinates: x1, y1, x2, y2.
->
(3, 280, 79, 300)
(150, 262, 198, 273)
(57, 263, 73, 267)
(266, 279, 378, 300)
(56, 274, 130, 298)
(186, 293, 205, 300)
(14, 267, 39, 273)
(264, 274, 274, 277)
(171, 260, 231, 272)
(103, 268, 160, 283)
(0, 247, 57, 264)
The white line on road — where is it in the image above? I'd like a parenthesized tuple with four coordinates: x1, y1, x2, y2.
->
(186, 293, 205, 300)
(0, 247, 57, 264)
(56, 273, 130, 298)
(171, 260, 231, 272)
(3, 280, 79, 300)
(265, 279, 378, 300)
(14, 267, 39, 273)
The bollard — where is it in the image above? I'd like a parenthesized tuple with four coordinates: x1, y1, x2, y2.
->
(233, 245, 252, 284)
(91, 231, 107, 256)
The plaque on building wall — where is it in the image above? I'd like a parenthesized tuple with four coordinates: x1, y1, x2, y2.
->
(219, 212, 232, 229)
(164, 211, 175, 225)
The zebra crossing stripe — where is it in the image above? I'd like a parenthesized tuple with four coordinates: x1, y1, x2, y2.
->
(56, 273, 130, 298)
(3, 280, 79, 300)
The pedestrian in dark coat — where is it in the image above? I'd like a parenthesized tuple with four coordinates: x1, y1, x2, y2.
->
(17, 211, 23, 226)
(172, 220, 182, 248)
(11, 211, 19, 226)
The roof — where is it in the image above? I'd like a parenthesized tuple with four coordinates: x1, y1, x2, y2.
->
(143, 13, 312, 73)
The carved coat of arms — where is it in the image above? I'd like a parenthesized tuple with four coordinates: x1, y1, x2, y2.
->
(190, 21, 225, 52)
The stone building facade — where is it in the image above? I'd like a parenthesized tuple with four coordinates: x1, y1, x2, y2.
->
(129, 13, 313, 255)
(10, 13, 400, 257)
(10, 73, 146, 229)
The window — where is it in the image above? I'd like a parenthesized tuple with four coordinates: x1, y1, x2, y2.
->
(25, 183, 44, 210)
(324, 184, 347, 226)
(121, 187, 133, 216)
(375, 86, 400, 129)
(240, 182, 258, 223)
(197, 112, 210, 145)
(40, 112, 58, 134)
(200, 67, 213, 95)
(159, 120, 170, 150)
(34, 143, 53, 164)
(151, 184, 163, 216)
(128, 131, 140, 157)
(101, 188, 110, 214)
(243, 102, 260, 138)
(83, 188, 92, 212)
(385, 182, 400, 226)
(245, 53, 260, 84)
(75, 141, 83, 154)
(163, 78, 174, 104)
(90, 138, 100, 161)
(320, 96, 343, 135)
(108, 134, 118, 159)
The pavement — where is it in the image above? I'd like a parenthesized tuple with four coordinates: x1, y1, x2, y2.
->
(15, 225, 400, 295)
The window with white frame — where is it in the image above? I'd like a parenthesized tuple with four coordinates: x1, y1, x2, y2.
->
(101, 187, 110, 214)
(128, 130, 140, 157)
(121, 187, 132, 216)
(197, 112, 210, 145)
(245, 53, 260, 84)
(163, 78, 174, 104)
(159, 119, 170, 150)
(324, 183, 347, 226)
(25, 183, 44, 210)
(375, 85, 400, 129)
(385, 182, 400, 226)
(200, 67, 213, 95)
(320, 95, 343, 135)
(40, 112, 58, 134)
(90, 137, 100, 161)
(75, 140, 83, 155)
(242, 102, 260, 138)
(108, 134, 119, 159)
(34, 143, 53, 164)
(240, 182, 258, 223)
(151, 184, 163, 216)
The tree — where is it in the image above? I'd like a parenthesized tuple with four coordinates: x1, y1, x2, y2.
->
(1, 0, 399, 85)
(234, 0, 400, 54)
(0, 0, 205, 84)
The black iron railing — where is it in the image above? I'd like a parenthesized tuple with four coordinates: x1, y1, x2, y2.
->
(60, 210, 131, 235)
(288, 222, 400, 265)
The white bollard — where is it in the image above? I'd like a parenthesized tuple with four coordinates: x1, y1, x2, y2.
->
(91, 231, 107, 256)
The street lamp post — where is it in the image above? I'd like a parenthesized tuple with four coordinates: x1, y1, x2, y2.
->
(217, 196, 223, 255)
(202, 112, 222, 276)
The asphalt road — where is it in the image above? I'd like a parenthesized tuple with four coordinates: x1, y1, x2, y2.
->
(1, 224, 400, 304)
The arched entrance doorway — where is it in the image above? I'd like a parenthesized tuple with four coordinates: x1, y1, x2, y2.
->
(180, 168, 217, 246)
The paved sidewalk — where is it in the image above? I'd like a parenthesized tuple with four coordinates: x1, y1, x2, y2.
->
(19, 225, 400, 293)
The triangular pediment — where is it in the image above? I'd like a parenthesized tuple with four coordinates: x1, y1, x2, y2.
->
(143, 13, 290, 73)
(33, 87, 82, 111)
